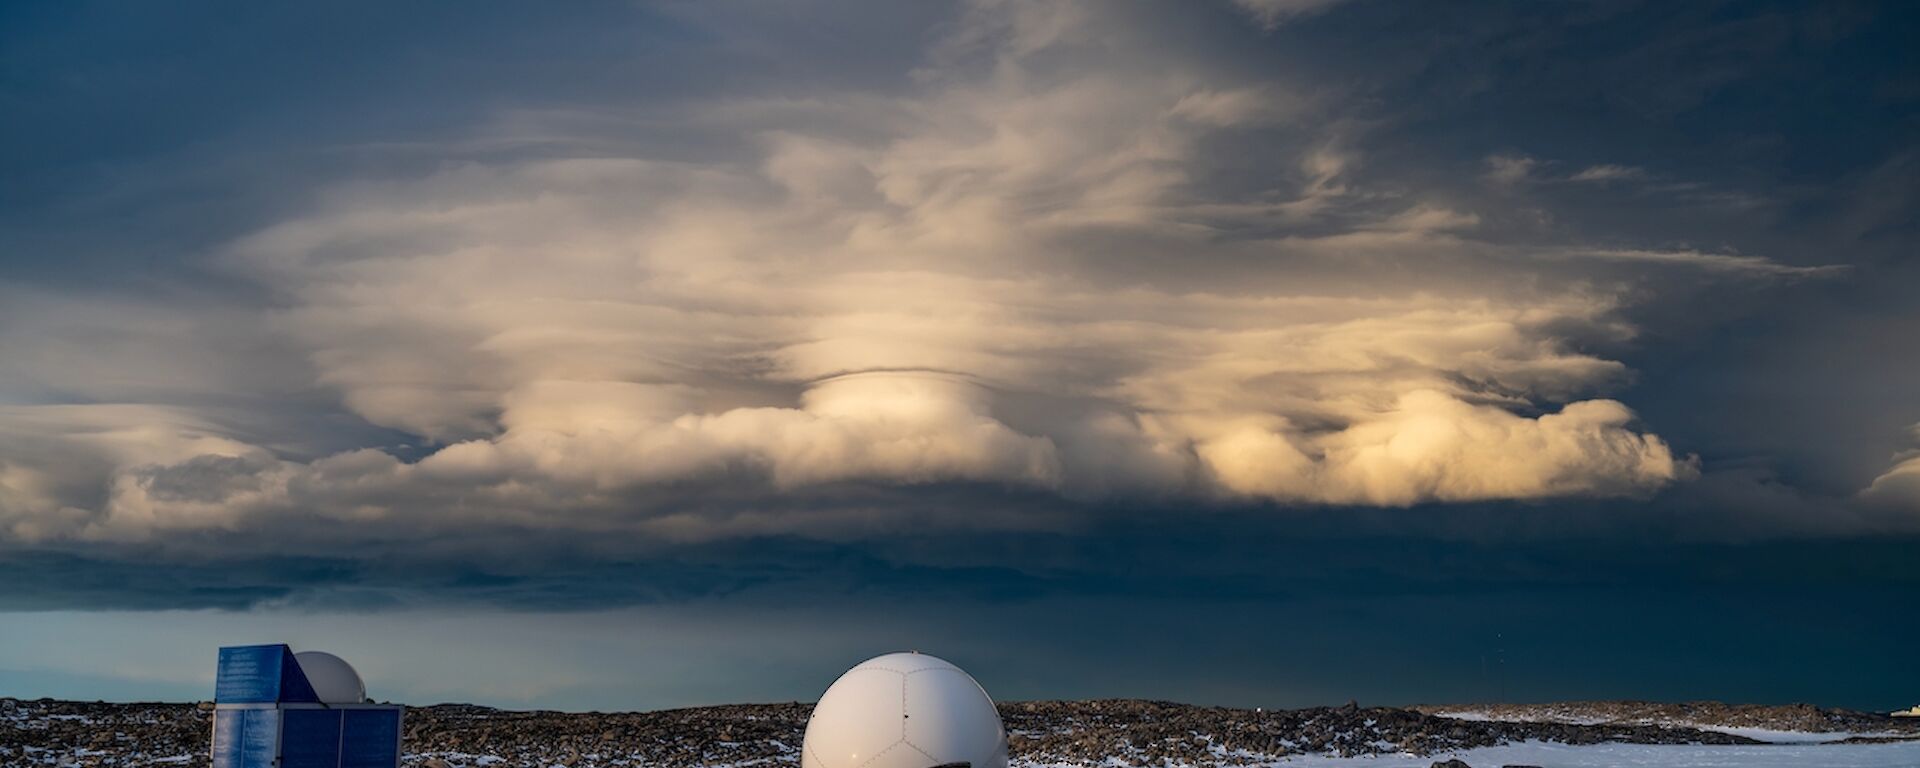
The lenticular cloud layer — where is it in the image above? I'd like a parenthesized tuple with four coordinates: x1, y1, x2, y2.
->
(0, 0, 1723, 546)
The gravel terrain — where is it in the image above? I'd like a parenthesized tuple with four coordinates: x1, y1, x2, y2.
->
(1414, 700, 1920, 735)
(5, 695, 1913, 768)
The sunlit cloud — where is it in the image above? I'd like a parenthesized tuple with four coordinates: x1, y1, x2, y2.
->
(1861, 425, 1920, 514)
(0, 0, 1871, 552)
(1569, 164, 1649, 183)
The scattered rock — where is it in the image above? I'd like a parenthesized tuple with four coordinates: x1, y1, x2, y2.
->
(2, 697, 1909, 768)
(1430, 760, 1472, 768)
(1414, 700, 1907, 735)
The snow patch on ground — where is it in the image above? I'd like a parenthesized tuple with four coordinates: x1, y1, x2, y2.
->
(1432, 709, 1901, 744)
(1434, 709, 1611, 726)
(1690, 725, 1866, 743)
(1262, 739, 1920, 767)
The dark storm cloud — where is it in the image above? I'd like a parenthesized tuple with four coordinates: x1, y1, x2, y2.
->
(8, 502, 1917, 614)
(0, 0, 1916, 657)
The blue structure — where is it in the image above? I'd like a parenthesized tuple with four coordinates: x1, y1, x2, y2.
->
(211, 645, 403, 768)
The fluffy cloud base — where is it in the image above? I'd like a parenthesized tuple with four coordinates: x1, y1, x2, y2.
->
(1, 376, 1692, 545)
(1861, 425, 1920, 512)
(0, 0, 1733, 547)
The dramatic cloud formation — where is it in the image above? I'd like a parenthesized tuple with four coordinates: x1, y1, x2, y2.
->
(0, 0, 1903, 558)
(0, 0, 1750, 550)
(3, 0, 1918, 712)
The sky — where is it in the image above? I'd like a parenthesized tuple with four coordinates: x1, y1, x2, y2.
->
(1, 0, 1916, 712)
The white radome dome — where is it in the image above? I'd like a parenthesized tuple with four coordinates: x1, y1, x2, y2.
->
(294, 650, 367, 704)
(803, 653, 1007, 768)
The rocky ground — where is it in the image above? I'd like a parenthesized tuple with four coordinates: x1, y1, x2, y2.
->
(1414, 700, 1920, 740)
(5, 695, 1915, 768)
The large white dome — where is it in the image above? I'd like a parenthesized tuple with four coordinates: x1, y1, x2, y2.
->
(294, 650, 367, 704)
(803, 653, 1007, 768)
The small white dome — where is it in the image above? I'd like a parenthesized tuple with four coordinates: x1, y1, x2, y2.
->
(803, 653, 1007, 768)
(294, 650, 367, 704)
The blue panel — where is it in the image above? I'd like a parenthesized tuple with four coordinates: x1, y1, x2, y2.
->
(242, 709, 281, 768)
(215, 644, 320, 703)
(211, 709, 246, 768)
(341, 708, 403, 768)
(213, 708, 280, 768)
(216, 645, 287, 704)
(283, 709, 344, 768)
(280, 649, 321, 703)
